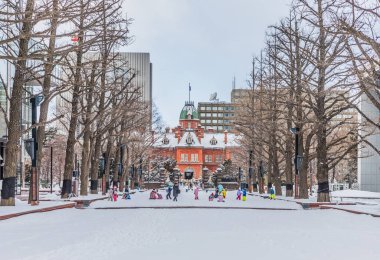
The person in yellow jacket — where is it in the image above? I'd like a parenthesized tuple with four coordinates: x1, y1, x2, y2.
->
(222, 188, 227, 199)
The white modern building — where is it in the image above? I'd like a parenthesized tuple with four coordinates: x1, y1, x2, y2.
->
(358, 89, 380, 192)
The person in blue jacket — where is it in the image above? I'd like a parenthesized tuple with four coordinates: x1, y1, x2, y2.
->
(269, 186, 276, 200)
(242, 188, 247, 201)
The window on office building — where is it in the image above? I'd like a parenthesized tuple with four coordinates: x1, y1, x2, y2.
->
(200, 113, 205, 117)
(206, 113, 211, 117)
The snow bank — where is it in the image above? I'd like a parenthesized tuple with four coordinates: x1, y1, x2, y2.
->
(331, 189, 380, 198)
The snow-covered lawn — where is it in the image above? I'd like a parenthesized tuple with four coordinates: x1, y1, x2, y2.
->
(0, 200, 74, 216)
(331, 189, 380, 199)
(1, 206, 380, 260)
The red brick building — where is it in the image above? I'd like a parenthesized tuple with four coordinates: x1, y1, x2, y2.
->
(151, 101, 240, 180)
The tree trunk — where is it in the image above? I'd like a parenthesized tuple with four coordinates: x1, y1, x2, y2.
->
(316, 0, 330, 202)
(90, 135, 101, 194)
(36, 0, 59, 192)
(1, 0, 35, 206)
(62, 3, 85, 198)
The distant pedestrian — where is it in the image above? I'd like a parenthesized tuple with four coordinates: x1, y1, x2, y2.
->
(217, 191, 224, 202)
(122, 188, 131, 200)
(269, 187, 276, 200)
(108, 188, 113, 201)
(209, 192, 214, 201)
(194, 186, 199, 200)
(166, 182, 173, 200)
(214, 188, 219, 198)
(242, 188, 247, 201)
(113, 186, 118, 202)
(222, 188, 227, 199)
(236, 188, 242, 200)
(173, 186, 179, 202)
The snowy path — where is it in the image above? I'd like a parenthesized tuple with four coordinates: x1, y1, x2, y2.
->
(0, 207, 380, 260)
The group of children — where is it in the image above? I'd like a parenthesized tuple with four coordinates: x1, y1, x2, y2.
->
(208, 185, 228, 202)
(108, 186, 131, 202)
(150, 189, 163, 199)
(236, 188, 247, 201)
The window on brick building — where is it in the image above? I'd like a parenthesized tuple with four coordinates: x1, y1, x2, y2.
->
(191, 154, 198, 162)
(215, 155, 223, 163)
(205, 155, 213, 163)
(181, 154, 188, 162)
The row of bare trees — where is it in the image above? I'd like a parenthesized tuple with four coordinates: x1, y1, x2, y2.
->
(0, 0, 158, 205)
(236, 0, 379, 202)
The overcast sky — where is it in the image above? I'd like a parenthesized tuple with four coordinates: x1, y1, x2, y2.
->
(123, 0, 292, 127)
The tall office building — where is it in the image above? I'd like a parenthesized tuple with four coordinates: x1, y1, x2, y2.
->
(358, 89, 380, 192)
(117, 52, 152, 107)
(197, 102, 236, 133)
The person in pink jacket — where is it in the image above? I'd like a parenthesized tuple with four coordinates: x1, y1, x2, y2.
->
(194, 186, 200, 200)
(236, 188, 242, 200)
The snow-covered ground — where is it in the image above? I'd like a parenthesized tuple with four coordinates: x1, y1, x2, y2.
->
(91, 188, 301, 209)
(1, 206, 380, 260)
(1, 188, 380, 260)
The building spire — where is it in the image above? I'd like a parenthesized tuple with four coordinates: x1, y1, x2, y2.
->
(188, 82, 191, 102)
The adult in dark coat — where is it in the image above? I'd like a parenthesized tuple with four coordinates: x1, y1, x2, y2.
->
(173, 186, 179, 201)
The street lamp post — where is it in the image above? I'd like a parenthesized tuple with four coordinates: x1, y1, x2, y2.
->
(98, 156, 105, 194)
(29, 95, 43, 205)
(290, 127, 301, 198)
(259, 160, 264, 194)
(248, 150, 253, 193)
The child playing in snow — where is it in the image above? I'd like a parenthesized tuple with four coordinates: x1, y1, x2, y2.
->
(236, 188, 242, 200)
(209, 192, 214, 201)
(217, 191, 224, 202)
(108, 188, 113, 201)
(194, 186, 199, 200)
(269, 187, 276, 200)
(242, 188, 247, 201)
(222, 188, 227, 199)
(122, 188, 131, 200)
(113, 187, 118, 202)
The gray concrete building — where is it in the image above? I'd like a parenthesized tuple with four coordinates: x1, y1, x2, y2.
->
(197, 101, 236, 133)
(358, 89, 380, 192)
(117, 52, 153, 107)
